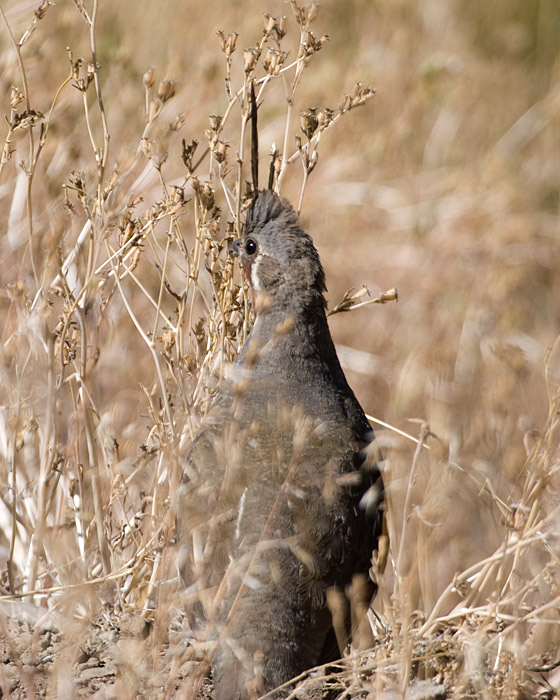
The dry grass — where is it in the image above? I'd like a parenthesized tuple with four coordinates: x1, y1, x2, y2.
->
(0, 0, 559, 698)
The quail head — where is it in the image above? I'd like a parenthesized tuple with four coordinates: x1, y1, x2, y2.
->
(177, 189, 384, 699)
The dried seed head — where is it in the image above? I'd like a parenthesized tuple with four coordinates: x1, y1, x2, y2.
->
(192, 178, 215, 212)
(151, 147, 169, 170)
(140, 137, 152, 159)
(243, 47, 260, 74)
(276, 15, 287, 39)
(10, 86, 23, 110)
(34, 1, 51, 20)
(128, 194, 143, 208)
(212, 140, 229, 164)
(208, 114, 222, 131)
(380, 287, 398, 302)
(73, 62, 94, 92)
(170, 113, 185, 131)
(68, 170, 87, 203)
(12, 109, 44, 130)
(157, 79, 176, 103)
(300, 108, 319, 139)
(161, 327, 175, 355)
(263, 48, 287, 76)
(143, 67, 155, 89)
(307, 150, 318, 174)
(118, 212, 137, 246)
(225, 32, 239, 57)
(217, 30, 238, 57)
(171, 186, 184, 204)
(103, 168, 119, 200)
(181, 138, 198, 172)
(263, 48, 274, 73)
(290, 0, 306, 27)
(307, 3, 319, 22)
(71, 57, 83, 81)
(341, 82, 376, 111)
(301, 31, 329, 57)
(263, 13, 276, 34)
(316, 107, 336, 131)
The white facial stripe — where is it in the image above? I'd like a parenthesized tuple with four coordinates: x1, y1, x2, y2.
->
(251, 254, 263, 291)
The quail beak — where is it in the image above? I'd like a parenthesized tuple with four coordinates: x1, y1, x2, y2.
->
(229, 238, 242, 258)
(230, 237, 254, 290)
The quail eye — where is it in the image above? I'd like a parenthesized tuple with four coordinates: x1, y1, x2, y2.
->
(244, 238, 257, 256)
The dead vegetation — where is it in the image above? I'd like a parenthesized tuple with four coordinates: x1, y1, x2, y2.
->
(0, 0, 559, 698)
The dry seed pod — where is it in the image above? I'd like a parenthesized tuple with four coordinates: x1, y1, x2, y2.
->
(171, 186, 184, 204)
(243, 47, 260, 73)
(192, 179, 215, 212)
(10, 86, 23, 110)
(316, 107, 336, 131)
(11, 109, 45, 129)
(216, 29, 227, 52)
(157, 79, 176, 103)
(181, 139, 198, 172)
(263, 13, 276, 33)
(170, 113, 185, 131)
(380, 287, 398, 303)
(208, 114, 222, 131)
(290, 0, 305, 26)
(300, 108, 319, 139)
(307, 2, 319, 22)
(34, 1, 51, 19)
(300, 30, 329, 58)
(213, 140, 229, 164)
(276, 15, 287, 39)
(71, 57, 83, 80)
(143, 67, 155, 89)
(342, 82, 376, 111)
(226, 32, 239, 56)
(140, 137, 152, 159)
(263, 48, 286, 75)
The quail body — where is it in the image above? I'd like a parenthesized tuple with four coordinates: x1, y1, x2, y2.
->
(177, 190, 383, 699)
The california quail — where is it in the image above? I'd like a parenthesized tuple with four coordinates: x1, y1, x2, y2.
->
(177, 189, 384, 699)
